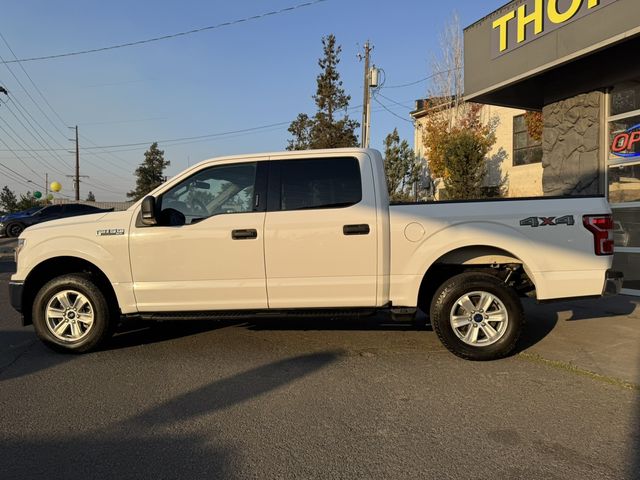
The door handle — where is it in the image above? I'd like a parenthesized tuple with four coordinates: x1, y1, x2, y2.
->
(232, 229, 258, 240)
(343, 224, 370, 236)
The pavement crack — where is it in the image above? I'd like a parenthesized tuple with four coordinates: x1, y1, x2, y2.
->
(0, 340, 38, 378)
(518, 351, 640, 391)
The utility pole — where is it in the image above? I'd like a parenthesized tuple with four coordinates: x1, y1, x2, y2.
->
(67, 126, 88, 201)
(45, 173, 48, 201)
(358, 41, 373, 149)
(74, 126, 80, 201)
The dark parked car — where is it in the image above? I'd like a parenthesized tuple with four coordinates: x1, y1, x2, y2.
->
(0, 204, 113, 237)
(0, 206, 44, 224)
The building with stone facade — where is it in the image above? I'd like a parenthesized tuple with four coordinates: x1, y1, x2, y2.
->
(463, 0, 640, 295)
(411, 101, 544, 198)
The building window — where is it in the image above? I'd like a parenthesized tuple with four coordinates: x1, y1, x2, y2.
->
(607, 81, 640, 295)
(513, 114, 543, 166)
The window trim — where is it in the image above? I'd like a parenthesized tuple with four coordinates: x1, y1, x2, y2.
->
(266, 157, 363, 213)
(512, 114, 543, 167)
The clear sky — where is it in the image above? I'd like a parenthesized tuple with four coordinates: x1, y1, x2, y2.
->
(0, 0, 506, 201)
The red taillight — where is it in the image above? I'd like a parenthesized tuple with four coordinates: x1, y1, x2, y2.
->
(583, 215, 614, 256)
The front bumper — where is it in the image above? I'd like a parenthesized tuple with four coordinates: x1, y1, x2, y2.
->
(603, 270, 624, 296)
(8, 281, 23, 313)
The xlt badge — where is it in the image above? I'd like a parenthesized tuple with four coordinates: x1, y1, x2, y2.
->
(97, 229, 125, 236)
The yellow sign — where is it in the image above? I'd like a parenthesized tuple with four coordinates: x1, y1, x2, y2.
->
(492, 0, 615, 56)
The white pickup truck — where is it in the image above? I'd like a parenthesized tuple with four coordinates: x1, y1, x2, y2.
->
(9, 148, 622, 360)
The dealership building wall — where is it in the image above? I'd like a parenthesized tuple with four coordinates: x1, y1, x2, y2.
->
(464, 0, 640, 294)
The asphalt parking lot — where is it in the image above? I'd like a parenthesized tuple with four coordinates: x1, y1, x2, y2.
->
(0, 246, 638, 479)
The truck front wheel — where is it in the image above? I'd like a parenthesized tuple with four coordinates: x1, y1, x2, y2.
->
(32, 274, 114, 353)
(430, 272, 524, 361)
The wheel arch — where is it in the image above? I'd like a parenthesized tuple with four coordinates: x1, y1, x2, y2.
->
(21, 256, 120, 326)
(416, 245, 536, 312)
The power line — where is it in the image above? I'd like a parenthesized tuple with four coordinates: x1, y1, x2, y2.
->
(0, 99, 69, 174)
(375, 92, 413, 110)
(382, 67, 463, 89)
(0, 121, 293, 152)
(0, 89, 72, 171)
(0, 117, 62, 177)
(0, 164, 37, 190)
(372, 94, 414, 125)
(0, 32, 70, 137)
(0, 100, 365, 157)
(68, 123, 291, 156)
(82, 179, 126, 195)
(0, 158, 34, 184)
(0, 52, 74, 165)
(0, 0, 330, 64)
(80, 133, 141, 170)
(0, 35, 123, 197)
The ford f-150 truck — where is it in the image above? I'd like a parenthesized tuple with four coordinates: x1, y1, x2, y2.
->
(8, 149, 623, 360)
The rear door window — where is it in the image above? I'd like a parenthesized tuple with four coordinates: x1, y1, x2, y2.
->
(277, 157, 362, 211)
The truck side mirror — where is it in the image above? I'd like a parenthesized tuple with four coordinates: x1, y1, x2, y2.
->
(141, 196, 157, 226)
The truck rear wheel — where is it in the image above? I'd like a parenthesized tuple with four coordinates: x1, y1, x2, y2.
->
(430, 272, 523, 361)
(32, 274, 114, 353)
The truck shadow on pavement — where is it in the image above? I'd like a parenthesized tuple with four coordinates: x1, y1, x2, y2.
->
(105, 294, 639, 358)
(0, 351, 340, 479)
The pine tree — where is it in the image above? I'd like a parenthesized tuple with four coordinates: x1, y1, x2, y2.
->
(0, 186, 18, 212)
(287, 114, 313, 151)
(383, 129, 420, 201)
(287, 35, 359, 150)
(127, 143, 170, 201)
(86, 191, 96, 202)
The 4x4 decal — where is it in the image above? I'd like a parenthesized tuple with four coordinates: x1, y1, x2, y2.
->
(520, 216, 575, 228)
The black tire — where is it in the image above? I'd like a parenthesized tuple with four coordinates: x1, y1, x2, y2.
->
(429, 272, 524, 361)
(32, 274, 115, 353)
(6, 222, 25, 238)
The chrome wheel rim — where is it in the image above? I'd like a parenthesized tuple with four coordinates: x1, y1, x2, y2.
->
(449, 291, 509, 347)
(45, 290, 95, 342)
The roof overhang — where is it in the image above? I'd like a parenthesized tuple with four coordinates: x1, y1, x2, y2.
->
(464, 0, 640, 109)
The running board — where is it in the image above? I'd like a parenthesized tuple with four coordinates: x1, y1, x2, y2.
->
(126, 307, 380, 322)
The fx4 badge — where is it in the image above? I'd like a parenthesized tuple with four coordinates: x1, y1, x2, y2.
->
(520, 216, 575, 228)
(97, 229, 125, 236)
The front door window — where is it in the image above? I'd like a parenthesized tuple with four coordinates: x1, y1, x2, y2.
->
(159, 163, 257, 225)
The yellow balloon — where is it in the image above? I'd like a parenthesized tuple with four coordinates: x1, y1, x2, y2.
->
(50, 181, 62, 192)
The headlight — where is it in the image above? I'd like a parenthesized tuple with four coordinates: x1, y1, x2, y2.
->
(15, 238, 26, 262)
